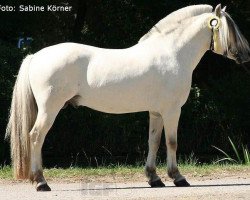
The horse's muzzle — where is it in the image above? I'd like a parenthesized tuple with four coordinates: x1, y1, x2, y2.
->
(240, 56, 250, 64)
(235, 52, 250, 64)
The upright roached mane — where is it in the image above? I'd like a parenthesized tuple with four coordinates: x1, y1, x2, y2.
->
(139, 5, 213, 42)
(6, 4, 250, 191)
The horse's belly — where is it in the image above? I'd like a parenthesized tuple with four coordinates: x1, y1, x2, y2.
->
(83, 93, 149, 114)
(78, 85, 157, 114)
(77, 75, 192, 114)
(85, 101, 147, 114)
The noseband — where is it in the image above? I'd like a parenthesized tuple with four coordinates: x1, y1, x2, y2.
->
(210, 28, 216, 51)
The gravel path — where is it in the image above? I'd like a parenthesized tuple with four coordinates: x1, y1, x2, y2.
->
(0, 177, 249, 200)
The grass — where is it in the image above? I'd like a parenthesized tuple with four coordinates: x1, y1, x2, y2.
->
(0, 164, 249, 182)
(212, 137, 250, 165)
(1, 152, 248, 181)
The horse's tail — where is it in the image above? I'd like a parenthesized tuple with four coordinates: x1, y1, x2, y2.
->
(5, 55, 37, 179)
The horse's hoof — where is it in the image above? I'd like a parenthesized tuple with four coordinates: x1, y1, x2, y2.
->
(36, 183, 51, 191)
(174, 179, 190, 187)
(149, 179, 166, 187)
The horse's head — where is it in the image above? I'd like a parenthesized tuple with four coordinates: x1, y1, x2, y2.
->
(209, 4, 250, 64)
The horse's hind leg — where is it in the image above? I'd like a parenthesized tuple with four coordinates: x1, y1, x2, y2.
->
(163, 108, 190, 187)
(29, 99, 62, 191)
(145, 112, 165, 187)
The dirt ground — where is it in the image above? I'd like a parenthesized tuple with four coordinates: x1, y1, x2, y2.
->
(0, 175, 250, 200)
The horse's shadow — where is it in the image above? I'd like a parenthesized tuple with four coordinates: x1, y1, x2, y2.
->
(58, 182, 250, 192)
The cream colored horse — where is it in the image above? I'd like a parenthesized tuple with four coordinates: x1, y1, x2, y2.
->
(6, 4, 250, 191)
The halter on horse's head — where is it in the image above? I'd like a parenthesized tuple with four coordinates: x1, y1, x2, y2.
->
(208, 4, 250, 64)
(139, 4, 250, 64)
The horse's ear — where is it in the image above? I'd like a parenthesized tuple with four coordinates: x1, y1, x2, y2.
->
(222, 6, 226, 12)
(214, 4, 222, 17)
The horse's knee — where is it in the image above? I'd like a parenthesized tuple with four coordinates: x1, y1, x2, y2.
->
(148, 132, 161, 146)
(167, 136, 177, 150)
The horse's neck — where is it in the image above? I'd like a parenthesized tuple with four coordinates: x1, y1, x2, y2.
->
(173, 13, 212, 71)
(146, 13, 212, 72)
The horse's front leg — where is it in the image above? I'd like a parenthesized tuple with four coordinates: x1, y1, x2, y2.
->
(163, 109, 190, 187)
(145, 111, 165, 187)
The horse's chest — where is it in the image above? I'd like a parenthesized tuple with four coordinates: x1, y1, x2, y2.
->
(160, 72, 192, 106)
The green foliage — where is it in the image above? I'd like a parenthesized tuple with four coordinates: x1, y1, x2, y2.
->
(178, 152, 199, 166)
(1, 164, 249, 180)
(213, 137, 250, 165)
(179, 67, 250, 155)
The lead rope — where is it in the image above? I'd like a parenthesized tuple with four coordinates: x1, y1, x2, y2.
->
(210, 28, 215, 51)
